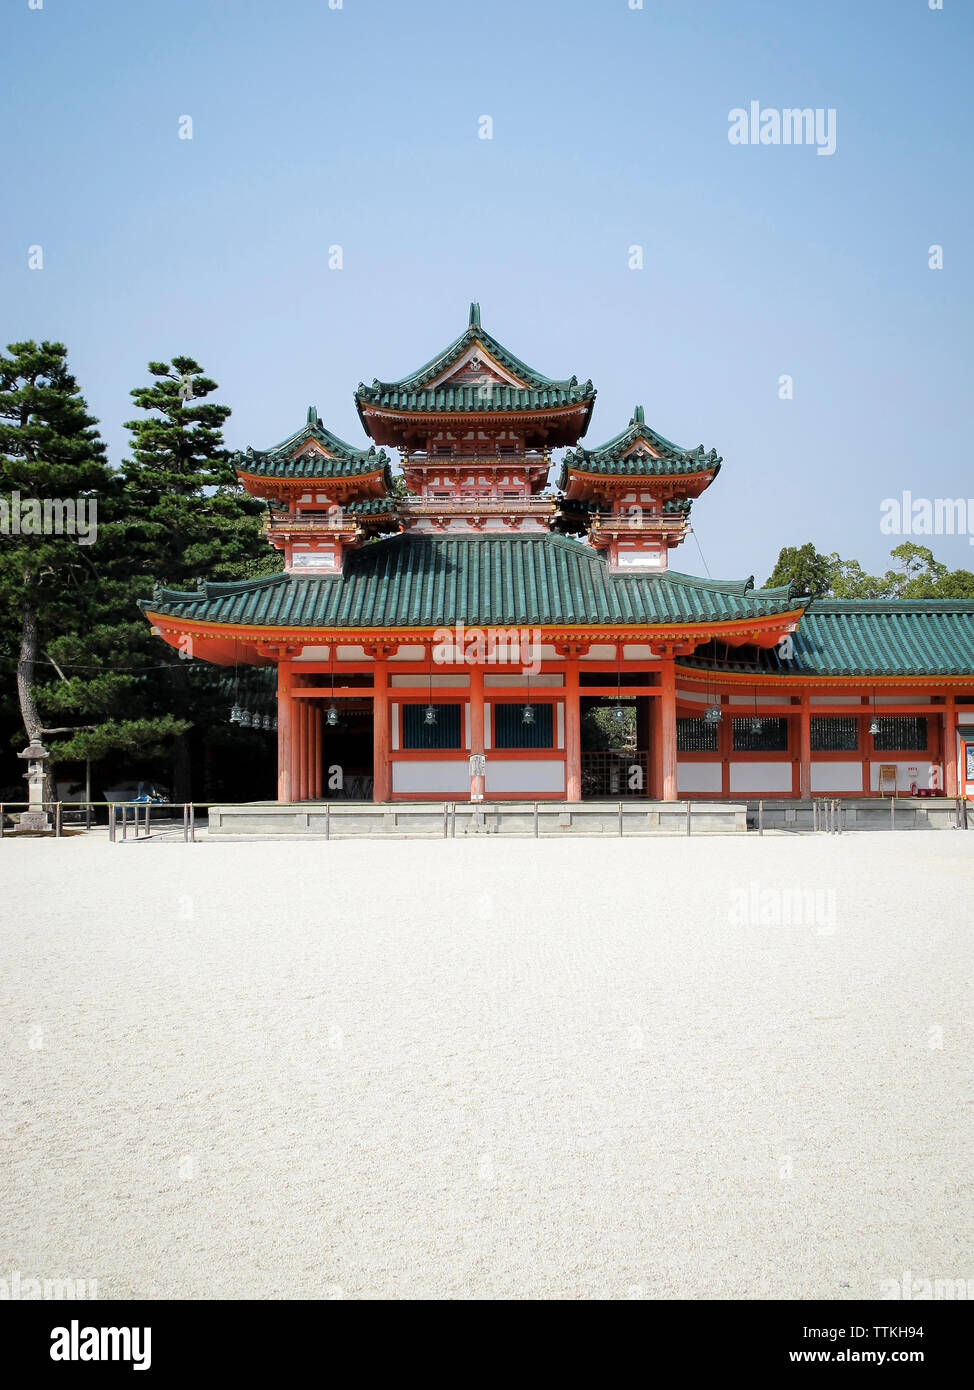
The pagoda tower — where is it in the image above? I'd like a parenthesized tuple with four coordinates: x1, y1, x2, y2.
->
(234, 407, 397, 573)
(355, 302, 595, 534)
(556, 407, 721, 571)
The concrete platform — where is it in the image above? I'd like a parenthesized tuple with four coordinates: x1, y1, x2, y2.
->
(206, 800, 749, 837)
(749, 797, 967, 832)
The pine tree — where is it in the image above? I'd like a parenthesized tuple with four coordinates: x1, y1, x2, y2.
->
(0, 341, 115, 798)
(116, 357, 279, 799)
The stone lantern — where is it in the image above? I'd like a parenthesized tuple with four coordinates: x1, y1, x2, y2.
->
(17, 740, 51, 832)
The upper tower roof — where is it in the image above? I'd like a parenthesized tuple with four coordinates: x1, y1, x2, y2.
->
(558, 406, 722, 488)
(355, 303, 596, 447)
(232, 406, 394, 503)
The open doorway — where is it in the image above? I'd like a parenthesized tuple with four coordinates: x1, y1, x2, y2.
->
(579, 695, 651, 798)
(317, 698, 374, 800)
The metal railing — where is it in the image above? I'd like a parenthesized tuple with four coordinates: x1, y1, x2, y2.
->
(0, 802, 201, 842)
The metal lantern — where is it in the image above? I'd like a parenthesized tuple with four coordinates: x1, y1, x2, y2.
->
(262, 713, 272, 732)
(240, 708, 253, 729)
(749, 716, 763, 735)
(424, 704, 437, 725)
(229, 703, 242, 724)
(521, 703, 535, 725)
(612, 703, 626, 723)
(869, 717, 880, 736)
(272, 716, 278, 733)
(326, 705, 339, 727)
(703, 702, 723, 725)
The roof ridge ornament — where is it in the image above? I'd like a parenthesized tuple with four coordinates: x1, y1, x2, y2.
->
(469, 301, 481, 329)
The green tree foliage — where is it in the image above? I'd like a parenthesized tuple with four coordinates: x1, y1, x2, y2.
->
(0, 341, 115, 795)
(766, 541, 974, 600)
(1, 351, 280, 803)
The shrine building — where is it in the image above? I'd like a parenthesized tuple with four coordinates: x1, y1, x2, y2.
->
(141, 305, 974, 805)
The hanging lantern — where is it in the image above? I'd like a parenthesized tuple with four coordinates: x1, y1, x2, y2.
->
(869, 716, 880, 736)
(262, 713, 272, 732)
(240, 709, 253, 729)
(326, 705, 339, 727)
(229, 703, 242, 724)
(749, 716, 763, 735)
(424, 704, 437, 725)
(703, 702, 723, 725)
(521, 703, 535, 725)
(272, 716, 278, 733)
(612, 703, 626, 723)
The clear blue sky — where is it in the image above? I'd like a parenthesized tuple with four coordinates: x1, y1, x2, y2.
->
(3, 0, 971, 583)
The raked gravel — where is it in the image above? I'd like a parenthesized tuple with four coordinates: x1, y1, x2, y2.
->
(1, 832, 971, 1300)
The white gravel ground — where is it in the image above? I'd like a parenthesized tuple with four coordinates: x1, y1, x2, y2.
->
(1, 832, 971, 1301)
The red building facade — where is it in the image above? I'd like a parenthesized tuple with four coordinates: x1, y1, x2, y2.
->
(142, 307, 974, 804)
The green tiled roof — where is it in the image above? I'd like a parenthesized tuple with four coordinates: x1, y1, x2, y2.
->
(684, 600, 974, 677)
(355, 302, 595, 418)
(142, 533, 804, 630)
(235, 405, 390, 478)
(559, 405, 721, 483)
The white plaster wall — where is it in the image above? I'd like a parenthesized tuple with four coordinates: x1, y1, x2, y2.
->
(729, 762, 793, 793)
(392, 761, 469, 794)
(868, 760, 939, 792)
(677, 690, 709, 703)
(486, 760, 565, 794)
(623, 645, 658, 660)
(810, 762, 862, 793)
(388, 646, 427, 661)
(677, 763, 721, 793)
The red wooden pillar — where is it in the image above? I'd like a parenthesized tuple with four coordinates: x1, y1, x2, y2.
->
(565, 660, 581, 801)
(799, 692, 812, 799)
(943, 694, 956, 796)
(470, 665, 485, 801)
(648, 690, 663, 799)
(312, 704, 322, 799)
(277, 663, 293, 803)
(373, 663, 390, 803)
(660, 657, 677, 801)
(296, 700, 306, 802)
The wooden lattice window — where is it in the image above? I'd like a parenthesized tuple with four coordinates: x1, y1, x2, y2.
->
(810, 716, 859, 751)
(732, 717, 789, 751)
(676, 718, 718, 752)
(872, 716, 928, 751)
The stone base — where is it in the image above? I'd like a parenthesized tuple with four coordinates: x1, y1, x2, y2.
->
(16, 810, 52, 832)
(206, 800, 749, 838)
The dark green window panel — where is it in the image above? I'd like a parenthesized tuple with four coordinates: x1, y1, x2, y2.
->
(493, 702, 554, 749)
(403, 703, 462, 750)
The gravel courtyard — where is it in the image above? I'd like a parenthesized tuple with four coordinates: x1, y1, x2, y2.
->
(1, 832, 971, 1301)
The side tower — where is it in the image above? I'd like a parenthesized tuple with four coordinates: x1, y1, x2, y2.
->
(557, 407, 721, 571)
(355, 302, 595, 533)
(234, 407, 397, 573)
